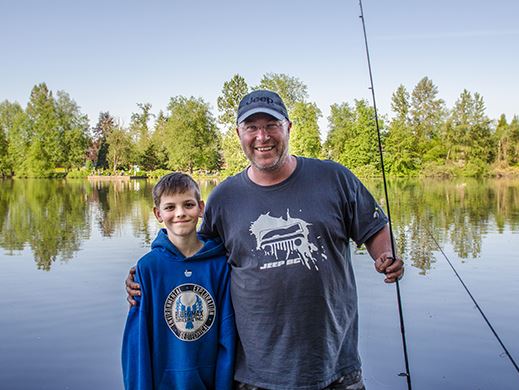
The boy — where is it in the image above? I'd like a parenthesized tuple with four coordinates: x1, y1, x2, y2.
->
(122, 172, 235, 390)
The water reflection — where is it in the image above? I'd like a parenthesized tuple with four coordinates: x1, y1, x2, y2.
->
(364, 178, 519, 273)
(1, 178, 518, 272)
(0, 178, 216, 270)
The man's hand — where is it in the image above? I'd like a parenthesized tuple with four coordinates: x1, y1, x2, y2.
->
(374, 251, 404, 283)
(125, 266, 141, 306)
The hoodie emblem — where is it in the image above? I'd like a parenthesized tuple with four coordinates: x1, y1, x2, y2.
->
(164, 283, 216, 341)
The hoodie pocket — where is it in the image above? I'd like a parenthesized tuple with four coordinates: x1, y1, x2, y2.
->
(158, 367, 213, 390)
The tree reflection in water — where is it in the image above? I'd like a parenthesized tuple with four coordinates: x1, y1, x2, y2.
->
(0, 177, 518, 272)
(362, 178, 519, 274)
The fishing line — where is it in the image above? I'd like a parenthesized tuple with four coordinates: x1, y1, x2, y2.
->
(357, 1, 412, 388)
(425, 227, 519, 374)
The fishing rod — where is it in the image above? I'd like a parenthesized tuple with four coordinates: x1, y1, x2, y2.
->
(425, 227, 519, 375)
(357, 1, 412, 388)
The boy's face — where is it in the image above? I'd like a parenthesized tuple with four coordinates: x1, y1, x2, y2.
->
(153, 190, 204, 242)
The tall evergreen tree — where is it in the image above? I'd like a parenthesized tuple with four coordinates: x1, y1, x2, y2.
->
(89, 112, 115, 169)
(410, 77, 446, 163)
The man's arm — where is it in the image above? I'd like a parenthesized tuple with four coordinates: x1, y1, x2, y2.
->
(365, 224, 404, 283)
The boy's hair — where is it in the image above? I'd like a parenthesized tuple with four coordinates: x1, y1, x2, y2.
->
(152, 172, 201, 208)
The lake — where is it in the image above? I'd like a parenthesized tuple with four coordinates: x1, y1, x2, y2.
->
(0, 177, 518, 389)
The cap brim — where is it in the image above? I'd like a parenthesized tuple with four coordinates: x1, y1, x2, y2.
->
(237, 108, 285, 124)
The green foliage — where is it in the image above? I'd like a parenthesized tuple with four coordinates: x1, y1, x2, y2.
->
(324, 100, 381, 175)
(90, 112, 116, 169)
(164, 96, 221, 173)
(217, 75, 249, 175)
(217, 74, 248, 128)
(384, 119, 419, 176)
(495, 115, 519, 167)
(24, 83, 60, 177)
(289, 102, 322, 158)
(0, 101, 25, 176)
(55, 91, 90, 170)
(129, 103, 154, 169)
(66, 168, 92, 178)
(221, 128, 248, 176)
(384, 86, 419, 175)
(410, 77, 446, 159)
(256, 73, 308, 111)
(0, 76, 517, 178)
(106, 125, 134, 172)
(443, 90, 493, 176)
(147, 168, 173, 179)
(150, 111, 170, 169)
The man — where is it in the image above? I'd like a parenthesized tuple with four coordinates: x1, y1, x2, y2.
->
(127, 90, 404, 390)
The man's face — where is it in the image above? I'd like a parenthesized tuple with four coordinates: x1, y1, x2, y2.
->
(237, 113, 291, 172)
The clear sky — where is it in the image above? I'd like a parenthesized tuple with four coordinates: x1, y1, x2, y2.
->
(2, 0, 518, 135)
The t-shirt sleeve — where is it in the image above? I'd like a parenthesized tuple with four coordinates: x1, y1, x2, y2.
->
(347, 175, 388, 246)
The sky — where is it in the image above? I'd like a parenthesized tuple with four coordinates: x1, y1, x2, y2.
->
(1, 0, 518, 136)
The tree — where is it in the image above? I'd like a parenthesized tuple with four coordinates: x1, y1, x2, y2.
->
(106, 125, 133, 173)
(55, 91, 90, 170)
(129, 103, 154, 169)
(323, 102, 354, 161)
(256, 73, 308, 112)
(89, 112, 116, 169)
(324, 100, 381, 176)
(217, 74, 249, 175)
(217, 74, 249, 128)
(391, 85, 411, 123)
(508, 116, 519, 166)
(0, 101, 25, 176)
(289, 102, 322, 158)
(495, 114, 509, 165)
(24, 83, 63, 177)
(150, 110, 170, 169)
(384, 86, 419, 175)
(410, 77, 446, 162)
(5, 104, 30, 177)
(444, 90, 493, 174)
(164, 96, 221, 173)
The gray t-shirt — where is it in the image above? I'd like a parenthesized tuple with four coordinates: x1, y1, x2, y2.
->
(200, 157, 388, 390)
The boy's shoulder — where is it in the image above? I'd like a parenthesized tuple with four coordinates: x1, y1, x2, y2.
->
(135, 248, 164, 271)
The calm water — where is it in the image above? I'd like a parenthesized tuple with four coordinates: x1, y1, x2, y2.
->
(0, 177, 518, 389)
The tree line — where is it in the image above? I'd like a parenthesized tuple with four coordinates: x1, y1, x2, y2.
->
(0, 73, 518, 178)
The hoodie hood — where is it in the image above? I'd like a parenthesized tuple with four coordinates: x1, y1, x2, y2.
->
(151, 228, 225, 261)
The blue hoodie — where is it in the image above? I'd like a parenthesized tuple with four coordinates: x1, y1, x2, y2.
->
(122, 229, 236, 390)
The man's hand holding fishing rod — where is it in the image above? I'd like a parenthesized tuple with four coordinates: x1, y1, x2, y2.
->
(365, 224, 405, 283)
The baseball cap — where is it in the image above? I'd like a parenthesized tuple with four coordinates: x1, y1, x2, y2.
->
(237, 90, 289, 124)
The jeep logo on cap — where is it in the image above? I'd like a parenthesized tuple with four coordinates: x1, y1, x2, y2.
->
(245, 96, 274, 105)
